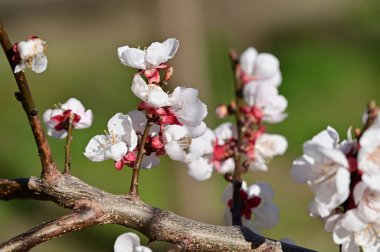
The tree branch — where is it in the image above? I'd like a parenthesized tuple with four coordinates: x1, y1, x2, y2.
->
(0, 23, 58, 179)
(0, 208, 101, 252)
(0, 178, 52, 201)
(0, 174, 316, 252)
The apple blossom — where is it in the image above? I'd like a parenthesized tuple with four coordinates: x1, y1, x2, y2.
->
(291, 126, 350, 217)
(43, 98, 93, 139)
(13, 36, 48, 73)
(222, 181, 279, 233)
(114, 232, 152, 252)
(240, 47, 282, 87)
(84, 113, 137, 162)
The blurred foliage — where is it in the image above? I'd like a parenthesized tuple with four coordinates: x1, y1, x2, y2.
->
(0, 1, 380, 251)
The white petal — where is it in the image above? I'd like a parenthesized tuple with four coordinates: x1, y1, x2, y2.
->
(325, 213, 343, 232)
(165, 141, 186, 162)
(240, 47, 257, 76)
(114, 232, 152, 252)
(14, 63, 25, 73)
(105, 141, 129, 161)
(131, 75, 170, 108)
(140, 154, 160, 169)
(118, 47, 147, 69)
(170, 87, 207, 127)
(146, 38, 179, 67)
(306, 126, 340, 149)
(252, 203, 279, 229)
(31, 55, 47, 73)
(214, 122, 237, 143)
(84, 135, 110, 162)
(61, 98, 85, 114)
(253, 53, 280, 79)
(185, 121, 207, 138)
(187, 158, 213, 181)
(188, 128, 215, 157)
(291, 155, 314, 183)
(76, 109, 94, 129)
(218, 158, 235, 174)
(107, 113, 137, 150)
(248, 182, 274, 202)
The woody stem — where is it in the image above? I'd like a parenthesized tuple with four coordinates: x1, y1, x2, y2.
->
(128, 120, 152, 200)
(229, 50, 246, 226)
(63, 114, 75, 174)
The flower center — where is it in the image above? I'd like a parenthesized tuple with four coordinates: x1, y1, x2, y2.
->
(52, 110, 81, 131)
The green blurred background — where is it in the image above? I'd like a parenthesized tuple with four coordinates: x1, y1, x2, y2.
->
(0, 0, 380, 251)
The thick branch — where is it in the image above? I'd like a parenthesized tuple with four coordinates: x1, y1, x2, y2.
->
(0, 209, 101, 252)
(0, 23, 58, 179)
(0, 174, 315, 252)
(0, 178, 52, 201)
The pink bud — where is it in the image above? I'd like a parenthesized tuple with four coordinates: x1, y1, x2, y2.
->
(151, 136, 164, 149)
(215, 104, 228, 119)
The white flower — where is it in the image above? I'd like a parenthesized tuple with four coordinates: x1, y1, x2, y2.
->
(163, 125, 192, 162)
(186, 128, 216, 181)
(326, 211, 380, 252)
(243, 84, 287, 123)
(213, 122, 237, 174)
(43, 98, 93, 139)
(358, 126, 380, 192)
(291, 126, 350, 218)
(84, 113, 137, 162)
(222, 181, 279, 233)
(169, 87, 208, 137)
(118, 38, 179, 70)
(240, 47, 282, 87)
(14, 37, 47, 73)
(114, 232, 152, 252)
(248, 133, 288, 171)
(131, 75, 171, 108)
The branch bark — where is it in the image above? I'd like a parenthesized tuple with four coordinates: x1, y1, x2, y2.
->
(0, 174, 315, 252)
(0, 178, 52, 201)
(0, 208, 101, 252)
(0, 23, 58, 179)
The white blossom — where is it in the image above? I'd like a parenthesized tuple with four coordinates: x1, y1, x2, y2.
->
(114, 232, 152, 252)
(213, 122, 237, 174)
(291, 126, 350, 218)
(240, 47, 282, 87)
(222, 181, 279, 233)
(84, 113, 137, 162)
(14, 37, 47, 73)
(118, 38, 179, 70)
(358, 126, 380, 192)
(163, 125, 192, 162)
(131, 75, 171, 108)
(43, 98, 93, 139)
(186, 128, 216, 181)
(169, 87, 208, 137)
(243, 84, 287, 123)
(248, 133, 288, 172)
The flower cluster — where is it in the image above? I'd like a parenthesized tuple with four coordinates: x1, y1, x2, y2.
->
(12, 36, 48, 73)
(84, 38, 208, 171)
(291, 110, 380, 251)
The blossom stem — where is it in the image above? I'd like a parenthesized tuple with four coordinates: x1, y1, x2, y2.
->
(0, 23, 58, 179)
(63, 114, 75, 174)
(229, 50, 246, 226)
(128, 120, 152, 200)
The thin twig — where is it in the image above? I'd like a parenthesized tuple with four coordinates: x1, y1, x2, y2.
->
(63, 114, 75, 174)
(128, 120, 152, 199)
(229, 49, 245, 226)
(0, 22, 58, 179)
(0, 209, 100, 252)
